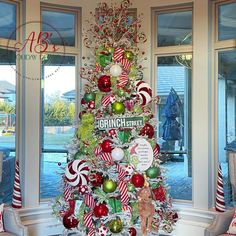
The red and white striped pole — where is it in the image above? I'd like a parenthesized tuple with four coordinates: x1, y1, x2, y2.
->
(12, 161, 22, 209)
(215, 164, 226, 212)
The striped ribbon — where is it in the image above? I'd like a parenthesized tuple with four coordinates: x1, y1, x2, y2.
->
(85, 194, 96, 209)
(116, 165, 126, 181)
(215, 164, 226, 212)
(94, 145, 102, 156)
(64, 185, 71, 201)
(118, 181, 129, 205)
(84, 194, 96, 230)
(101, 94, 116, 107)
(100, 153, 113, 164)
(153, 144, 160, 159)
(87, 228, 96, 236)
(121, 58, 131, 71)
(12, 161, 22, 209)
(113, 48, 124, 62)
(117, 72, 128, 88)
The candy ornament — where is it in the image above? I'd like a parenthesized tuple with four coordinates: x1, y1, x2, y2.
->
(110, 64, 122, 77)
(89, 172, 103, 187)
(135, 81, 152, 105)
(97, 225, 109, 236)
(111, 147, 124, 161)
(65, 160, 89, 187)
(140, 123, 155, 139)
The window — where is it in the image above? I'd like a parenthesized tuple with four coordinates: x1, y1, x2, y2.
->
(40, 7, 79, 200)
(154, 7, 193, 201)
(157, 10, 192, 47)
(0, 1, 16, 40)
(41, 9, 76, 46)
(0, 0, 18, 205)
(216, 1, 236, 206)
(218, 2, 236, 41)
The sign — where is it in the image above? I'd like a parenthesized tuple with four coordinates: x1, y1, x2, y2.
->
(129, 138, 153, 171)
(97, 116, 144, 130)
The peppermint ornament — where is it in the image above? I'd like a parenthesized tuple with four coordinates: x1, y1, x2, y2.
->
(97, 225, 109, 236)
(135, 81, 152, 105)
(78, 185, 89, 195)
(65, 160, 89, 187)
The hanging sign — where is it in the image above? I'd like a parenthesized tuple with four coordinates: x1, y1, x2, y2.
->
(96, 116, 144, 130)
(129, 138, 153, 171)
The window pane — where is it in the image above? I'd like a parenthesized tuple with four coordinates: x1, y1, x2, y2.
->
(0, 1, 16, 40)
(157, 55, 192, 200)
(218, 49, 236, 206)
(40, 153, 67, 199)
(157, 11, 192, 47)
(42, 10, 76, 46)
(0, 48, 16, 204)
(40, 54, 76, 199)
(218, 3, 236, 41)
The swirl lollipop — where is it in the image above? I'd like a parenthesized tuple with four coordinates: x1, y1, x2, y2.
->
(65, 160, 89, 186)
(135, 81, 152, 105)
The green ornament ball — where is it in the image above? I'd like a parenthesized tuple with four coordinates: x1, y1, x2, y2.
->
(133, 105, 143, 114)
(112, 101, 125, 114)
(83, 92, 96, 103)
(144, 116, 150, 122)
(117, 88, 125, 97)
(124, 51, 134, 61)
(103, 179, 117, 193)
(108, 218, 123, 233)
(146, 166, 160, 179)
(127, 183, 135, 192)
(107, 47, 114, 54)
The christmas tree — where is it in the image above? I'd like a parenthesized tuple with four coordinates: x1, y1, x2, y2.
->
(52, 1, 178, 235)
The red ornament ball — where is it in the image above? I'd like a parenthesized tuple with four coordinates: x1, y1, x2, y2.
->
(129, 227, 137, 236)
(101, 140, 113, 153)
(98, 75, 111, 92)
(152, 185, 166, 202)
(63, 212, 79, 229)
(88, 100, 95, 109)
(140, 123, 155, 139)
(131, 173, 145, 188)
(89, 172, 103, 187)
(108, 129, 116, 137)
(93, 203, 109, 218)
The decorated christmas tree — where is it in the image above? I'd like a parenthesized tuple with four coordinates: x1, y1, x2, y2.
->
(52, 1, 178, 235)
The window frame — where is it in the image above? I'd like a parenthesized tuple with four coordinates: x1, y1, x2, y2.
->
(39, 5, 81, 201)
(152, 5, 193, 203)
(213, 0, 236, 206)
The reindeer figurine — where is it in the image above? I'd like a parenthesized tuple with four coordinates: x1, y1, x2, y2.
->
(137, 186, 157, 235)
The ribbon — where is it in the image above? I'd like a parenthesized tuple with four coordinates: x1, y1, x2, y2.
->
(94, 145, 102, 156)
(121, 58, 131, 71)
(101, 94, 116, 107)
(100, 153, 113, 164)
(84, 194, 96, 229)
(117, 72, 128, 88)
(114, 48, 124, 62)
(64, 185, 72, 201)
(116, 164, 126, 181)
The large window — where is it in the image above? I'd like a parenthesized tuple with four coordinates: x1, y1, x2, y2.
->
(0, 0, 18, 204)
(40, 7, 78, 200)
(154, 7, 192, 201)
(216, 1, 236, 206)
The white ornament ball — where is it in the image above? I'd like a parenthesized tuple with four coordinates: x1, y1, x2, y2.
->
(111, 147, 125, 161)
(110, 64, 122, 77)
(124, 164, 134, 175)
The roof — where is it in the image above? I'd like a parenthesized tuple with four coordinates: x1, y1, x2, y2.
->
(0, 80, 15, 94)
(62, 90, 76, 100)
(157, 66, 186, 96)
